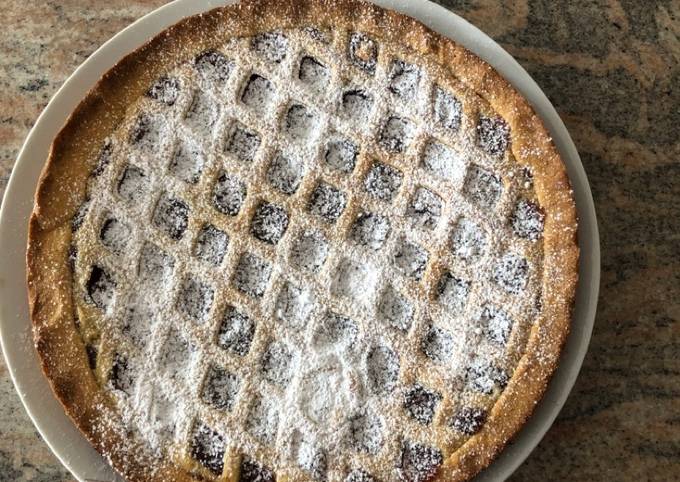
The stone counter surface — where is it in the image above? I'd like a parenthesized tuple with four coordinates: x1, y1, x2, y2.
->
(1, 1, 678, 481)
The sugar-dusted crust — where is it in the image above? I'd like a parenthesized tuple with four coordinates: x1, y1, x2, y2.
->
(26, 0, 578, 480)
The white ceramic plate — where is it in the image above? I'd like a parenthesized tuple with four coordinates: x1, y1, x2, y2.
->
(0, 1, 599, 480)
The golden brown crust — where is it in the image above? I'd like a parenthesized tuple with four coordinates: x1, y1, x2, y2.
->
(27, 0, 578, 481)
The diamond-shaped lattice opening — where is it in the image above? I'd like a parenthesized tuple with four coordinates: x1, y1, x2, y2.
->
(377, 285, 414, 332)
(109, 353, 135, 394)
(213, 173, 247, 216)
(153, 193, 189, 240)
(342, 89, 373, 123)
(480, 304, 514, 345)
(284, 104, 320, 144)
(463, 165, 503, 210)
(348, 32, 377, 74)
(274, 281, 314, 331)
(299, 56, 330, 92)
(403, 384, 442, 425)
(251, 201, 289, 245)
(451, 407, 487, 435)
(146, 76, 180, 106)
(138, 242, 174, 284)
(239, 458, 275, 482)
(421, 325, 454, 363)
(493, 253, 529, 295)
(332, 257, 379, 305)
(169, 139, 205, 184)
(193, 224, 229, 266)
(100, 217, 130, 255)
(184, 90, 219, 135)
(436, 272, 470, 314)
(388, 59, 420, 99)
(433, 85, 462, 132)
(348, 410, 384, 454)
(450, 217, 486, 261)
(393, 239, 428, 280)
(465, 358, 509, 395)
(309, 182, 347, 223)
(217, 306, 255, 356)
(233, 253, 272, 297)
(366, 345, 399, 394)
(477, 115, 510, 157)
(397, 440, 443, 482)
(267, 153, 304, 195)
(351, 212, 391, 250)
(247, 395, 280, 444)
(190, 422, 226, 474)
(158, 331, 196, 385)
(194, 49, 233, 83)
(241, 74, 276, 113)
(177, 278, 214, 323)
(201, 365, 240, 411)
(325, 137, 358, 173)
(511, 199, 545, 241)
(407, 187, 442, 230)
(421, 139, 465, 183)
(379, 116, 415, 153)
(117, 165, 147, 204)
(252, 31, 289, 63)
(364, 161, 403, 201)
(129, 113, 163, 150)
(261, 341, 294, 388)
(289, 230, 329, 272)
(312, 311, 358, 350)
(87, 265, 116, 311)
(226, 123, 261, 163)
(121, 297, 156, 348)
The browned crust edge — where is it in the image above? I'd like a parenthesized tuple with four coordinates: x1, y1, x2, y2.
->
(26, 1, 579, 481)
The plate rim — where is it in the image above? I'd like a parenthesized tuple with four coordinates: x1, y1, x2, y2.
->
(0, 1, 599, 481)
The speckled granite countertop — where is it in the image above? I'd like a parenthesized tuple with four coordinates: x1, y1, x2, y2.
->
(1, 1, 679, 480)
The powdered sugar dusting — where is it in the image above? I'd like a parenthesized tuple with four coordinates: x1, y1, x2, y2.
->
(66, 21, 550, 482)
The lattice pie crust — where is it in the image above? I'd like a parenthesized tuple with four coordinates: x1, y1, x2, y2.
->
(27, 1, 578, 481)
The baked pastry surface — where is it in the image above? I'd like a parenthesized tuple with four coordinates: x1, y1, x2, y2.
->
(26, 1, 578, 480)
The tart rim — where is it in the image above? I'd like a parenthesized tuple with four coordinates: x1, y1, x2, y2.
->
(26, 0, 579, 480)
